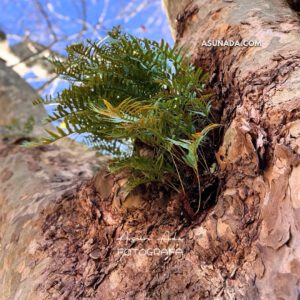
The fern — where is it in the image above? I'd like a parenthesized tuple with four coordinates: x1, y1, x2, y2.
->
(32, 28, 219, 214)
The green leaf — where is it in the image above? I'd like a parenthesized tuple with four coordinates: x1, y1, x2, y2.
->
(33, 27, 219, 204)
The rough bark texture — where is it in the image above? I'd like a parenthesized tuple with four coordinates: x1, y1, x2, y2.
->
(0, 61, 107, 299)
(162, 0, 300, 298)
(1, 1, 300, 299)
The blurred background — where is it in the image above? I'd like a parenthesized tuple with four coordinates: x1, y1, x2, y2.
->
(0, 0, 172, 97)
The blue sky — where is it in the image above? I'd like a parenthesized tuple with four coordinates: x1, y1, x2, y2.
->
(0, 0, 173, 144)
(1, 0, 173, 95)
(1, 0, 173, 53)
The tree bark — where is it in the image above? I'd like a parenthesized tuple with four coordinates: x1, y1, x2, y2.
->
(0, 61, 106, 299)
(163, 0, 300, 298)
(1, 0, 300, 299)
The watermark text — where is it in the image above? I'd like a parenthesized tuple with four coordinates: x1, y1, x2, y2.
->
(201, 40, 261, 47)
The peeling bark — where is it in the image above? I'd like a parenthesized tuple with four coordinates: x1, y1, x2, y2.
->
(1, 0, 300, 299)
(0, 61, 107, 299)
(162, 0, 300, 298)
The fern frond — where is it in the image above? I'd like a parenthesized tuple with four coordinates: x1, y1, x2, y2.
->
(34, 28, 219, 210)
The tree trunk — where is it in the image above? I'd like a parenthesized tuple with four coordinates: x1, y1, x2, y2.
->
(1, 0, 300, 299)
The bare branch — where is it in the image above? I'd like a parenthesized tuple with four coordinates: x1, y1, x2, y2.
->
(8, 40, 58, 68)
(94, 0, 110, 31)
(34, 0, 58, 42)
(77, 0, 88, 38)
(37, 74, 60, 93)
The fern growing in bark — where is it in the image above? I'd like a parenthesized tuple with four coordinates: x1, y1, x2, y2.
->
(32, 28, 218, 214)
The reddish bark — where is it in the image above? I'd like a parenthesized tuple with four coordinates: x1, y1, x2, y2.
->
(1, 0, 300, 298)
